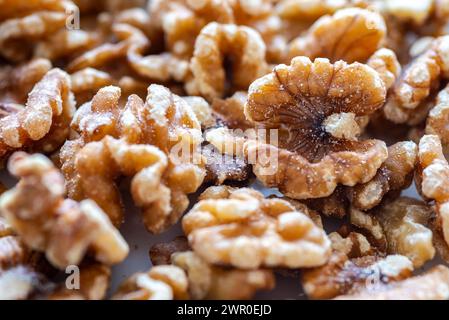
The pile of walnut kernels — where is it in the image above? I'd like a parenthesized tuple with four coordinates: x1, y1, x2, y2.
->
(3, 0, 449, 300)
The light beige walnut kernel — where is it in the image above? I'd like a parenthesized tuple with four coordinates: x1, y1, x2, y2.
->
(188, 22, 268, 101)
(0, 152, 129, 269)
(288, 8, 386, 63)
(172, 250, 275, 300)
(417, 134, 449, 251)
(244, 57, 388, 199)
(426, 83, 449, 147)
(375, 197, 435, 268)
(0, 68, 75, 159)
(112, 265, 189, 300)
(350, 141, 417, 210)
(183, 187, 331, 269)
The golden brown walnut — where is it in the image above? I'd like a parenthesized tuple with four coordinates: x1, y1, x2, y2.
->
(0, 58, 52, 105)
(34, 29, 98, 61)
(302, 253, 413, 299)
(183, 187, 331, 269)
(375, 197, 435, 268)
(417, 134, 449, 251)
(0, 0, 75, 62)
(70, 68, 115, 105)
(0, 152, 129, 269)
(385, 36, 449, 123)
(288, 8, 386, 63)
(172, 250, 275, 300)
(426, 83, 449, 146)
(182, 96, 216, 129)
(0, 235, 28, 270)
(350, 141, 417, 210)
(75, 136, 170, 231)
(112, 265, 189, 300)
(188, 22, 268, 101)
(367, 48, 401, 90)
(244, 57, 388, 199)
(336, 265, 449, 300)
(64, 84, 206, 232)
(0, 68, 75, 159)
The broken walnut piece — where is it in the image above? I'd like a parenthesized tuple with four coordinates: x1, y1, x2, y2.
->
(329, 231, 373, 258)
(350, 141, 417, 211)
(367, 48, 401, 91)
(211, 91, 254, 129)
(172, 250, 275, 300)
(375, 197, 435, 268)
(0, 68, 75, 159)
(288, 8, 386, 63)
(75, 136, 171, 233)
(0, 1, 73, 62)
(0, 152, 129, 269)
(426, 83, 449, 147)
(349, 207, 387, 252)
(112, 265, 189, 300)
(417, 134, 449, 250)
(188, 22, 268, 101)
(244, 56, 388, 199)
(385, 36, 449, 123)
(302, 253, 413, 299)
(336, 265, 449, 300)
(183, 186, 331, 269)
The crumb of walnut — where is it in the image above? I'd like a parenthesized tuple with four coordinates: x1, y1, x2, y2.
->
(202, 143, 251, 185)
(182, 96, 216, 129)
(335, 265, 449, 300)
(350, 207, 387, 252)
(0, 68, 75, 159)
(350, 141, 417, 210)
(150, 237, 190, 266)
(367, 48, 401, 91)
(375, 197, 435, 268)
(244, 57, 388, 199)
(417, 134, 449, 250)
(0, 152, 129, 269)
(112, 265, 189, 300)
(183, 187, 331, 269)
(172, 250, 275, 300)
(385, 36, 449, 123)
(211, 91, 254, 129)
(303, 186, 349, 219)
(188, 22, 268, 101)
(329, 231, 373, 258)
(426, 83, 449, 147)
(301, 253, 413, 299)
(288, 8, 386, 63)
